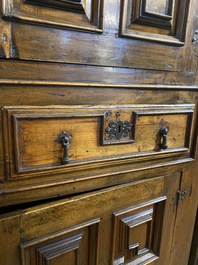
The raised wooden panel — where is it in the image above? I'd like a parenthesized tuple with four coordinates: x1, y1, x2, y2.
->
(119, 0, 191, 44)
(20, 218, 100, 265)
(131, 0, 174, 29)
(2, 104, 194, 178)
(133, 108, 194, 151)
(25, 0, 85, 13)
(145, 0, 174, 15)
(1, 0, 103, 32)
(112, 197, 166, 264)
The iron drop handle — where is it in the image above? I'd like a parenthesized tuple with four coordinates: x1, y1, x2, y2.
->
(57, 131, 72, 164)
(159, 125, 169, 150)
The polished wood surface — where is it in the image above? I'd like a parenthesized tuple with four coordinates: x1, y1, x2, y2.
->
(0, 0, 198, 264)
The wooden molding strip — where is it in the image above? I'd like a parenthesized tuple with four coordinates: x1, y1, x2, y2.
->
(0, 158, 194, 195)
(0, 79, 198, 90)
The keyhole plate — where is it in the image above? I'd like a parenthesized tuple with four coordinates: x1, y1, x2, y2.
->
(103, 119, 134, 145)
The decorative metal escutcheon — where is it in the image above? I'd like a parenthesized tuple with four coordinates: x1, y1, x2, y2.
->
(159, 125, 169, 150)
(57, 131, 72, 164)
(105, 120, 132, 140)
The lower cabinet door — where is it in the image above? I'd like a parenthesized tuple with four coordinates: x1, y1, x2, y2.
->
(0, 172, 181, 265)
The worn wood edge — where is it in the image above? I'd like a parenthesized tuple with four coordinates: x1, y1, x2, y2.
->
(2, 14, 103, 32)
(20, 217, 101, 248)
(3, 104, 195, 110)
(0, 80, 198, 90)
(0, 158, 193, 195)
(6, 148, 190, 178)
(113, 196, 167, 216)
(0, 177, 165, 220)
(120, 31, 185, 46)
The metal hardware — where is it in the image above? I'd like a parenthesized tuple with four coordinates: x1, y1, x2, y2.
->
(105, 120, 132, 140)
(177, 190, 188, 205)
(57, 131, 72, 165)
(192, 29, 198, 43)
(159, 125, 169, 150)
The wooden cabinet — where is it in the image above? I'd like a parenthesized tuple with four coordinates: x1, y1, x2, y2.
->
(0, 0, 198, 264)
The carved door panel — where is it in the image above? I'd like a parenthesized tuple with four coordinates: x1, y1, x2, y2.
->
(0, 173, 182, 265)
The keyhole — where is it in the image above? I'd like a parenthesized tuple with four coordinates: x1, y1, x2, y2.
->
(118, 124, 122, 134)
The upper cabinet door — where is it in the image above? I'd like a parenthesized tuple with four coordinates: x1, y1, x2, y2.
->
(120, 0, 191, 45)
(0, 0, 197, 77)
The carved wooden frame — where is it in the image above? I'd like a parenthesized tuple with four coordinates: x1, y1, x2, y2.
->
(20, 218, 100, 265)
(1, 0, 104, 32)
(132, 108, 194, 150)
(119, 0, 191, 45)
(134, 0, 173, 29)
(112, 197, 166, 264)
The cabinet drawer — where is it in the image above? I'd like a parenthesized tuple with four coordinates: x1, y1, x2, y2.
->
(2, 104, 194, 179)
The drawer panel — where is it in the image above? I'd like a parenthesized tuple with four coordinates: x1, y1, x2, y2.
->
(2, 104, 194, 178)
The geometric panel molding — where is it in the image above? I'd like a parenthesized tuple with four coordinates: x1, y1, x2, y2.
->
(36, 234, 83, 265)
(2, 0, 103, 32)
(119, 0, 191, 45)
(112, 197, 166, 265)
(20, 218, 100, 265)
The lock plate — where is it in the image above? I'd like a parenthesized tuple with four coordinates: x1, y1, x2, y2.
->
(103, 118, 134, 145)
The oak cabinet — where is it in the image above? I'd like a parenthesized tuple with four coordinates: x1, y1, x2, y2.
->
(0, 0, 198, 264)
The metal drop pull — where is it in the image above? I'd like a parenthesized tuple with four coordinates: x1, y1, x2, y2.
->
(57, 131, 72, 164)
(159, 125, 169, 150)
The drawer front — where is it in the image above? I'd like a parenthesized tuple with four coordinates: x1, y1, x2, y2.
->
(2, 104, 194, 178)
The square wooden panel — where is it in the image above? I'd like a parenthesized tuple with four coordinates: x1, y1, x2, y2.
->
(132, 108, 194, 151)
(119, 0, 191, 45)
(112, 197, 166, 265)
(20, 218, 100, 265)
(2, 0, 103, 32)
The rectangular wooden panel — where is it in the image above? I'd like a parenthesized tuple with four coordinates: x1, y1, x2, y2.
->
(112, 197, 166, 264)
(2, 104, 194, 178)
(119, 0, 190, 44)
(20, 218, 100, 265)
(2, 0, 103, 32)
(145, 0, 174, 15)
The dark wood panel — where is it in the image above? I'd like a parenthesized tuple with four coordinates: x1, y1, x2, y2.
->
(0, 85, 196, 107)
(119, 0, 190, 44)
(2, 0, 104, 32)
(7, 21, 196, 72)
(9, 22, 178, 70)
(0, 61, 196, 86)
(188, 209, 198, 265)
